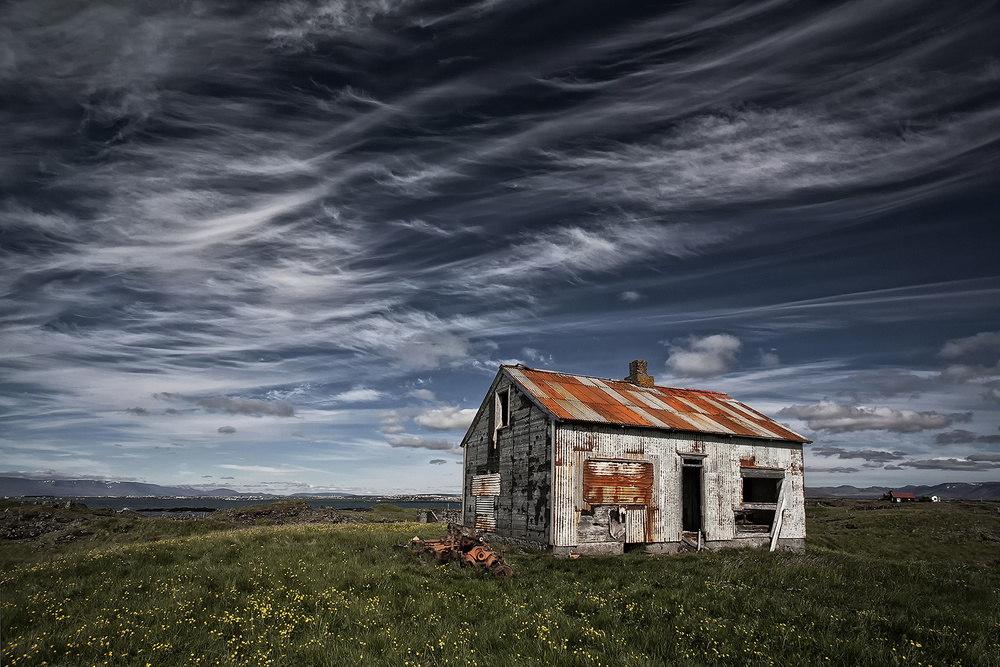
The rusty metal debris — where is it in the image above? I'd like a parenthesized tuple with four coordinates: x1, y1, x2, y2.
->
(411, 523, 513, 577)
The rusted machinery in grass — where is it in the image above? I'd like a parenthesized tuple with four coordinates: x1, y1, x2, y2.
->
(411, 523, 513, 577)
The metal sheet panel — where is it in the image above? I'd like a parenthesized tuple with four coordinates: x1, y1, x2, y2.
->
(625, 506, 648, 543)
(474, 496, 496, 531)
(472, 473, 501, 496)
(627, 405, 672, 429)
(551, 398, 608, 423)
(552, 430, 577, 546)
(583, 460, 653, 505)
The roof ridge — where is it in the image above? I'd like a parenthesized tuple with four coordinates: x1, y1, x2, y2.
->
(502, 363, 732, 397)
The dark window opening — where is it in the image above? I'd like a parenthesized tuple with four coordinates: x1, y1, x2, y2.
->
(486, 435, 500, 473)
(496, 388, 510, 427)
(743, 477, 779, 503)
(488, 387, 509, 473)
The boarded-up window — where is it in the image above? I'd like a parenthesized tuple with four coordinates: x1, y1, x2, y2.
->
(472, 473, 500, 532)
(582, 460, 653, 507)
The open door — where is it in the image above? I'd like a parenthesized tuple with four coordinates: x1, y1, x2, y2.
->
(681, 460, 703, 533)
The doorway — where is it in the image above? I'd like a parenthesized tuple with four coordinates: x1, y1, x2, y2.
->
(681, 461, 703, 532)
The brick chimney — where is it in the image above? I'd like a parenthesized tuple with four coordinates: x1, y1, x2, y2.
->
(626, 359, 654, 388)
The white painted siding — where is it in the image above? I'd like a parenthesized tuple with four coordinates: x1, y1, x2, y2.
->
(552, 423, 805, 547)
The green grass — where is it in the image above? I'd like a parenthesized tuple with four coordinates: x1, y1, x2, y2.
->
(2, 502, 999, 666)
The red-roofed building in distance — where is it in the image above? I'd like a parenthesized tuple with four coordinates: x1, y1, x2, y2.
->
(460, 360, 812, 556)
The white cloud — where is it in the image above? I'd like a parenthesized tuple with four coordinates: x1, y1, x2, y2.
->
(520, 347, 552, 366)
(378, 409, 410, 434)
(666, 334, 742, 377)
(332, 387, 384, 402)
(938, 330, 1000, 360)
(619, 290, 643, 302)
(463, 219, 731, 291)
(218, 465, 295, 474)
(940, 362, 1000, 383)
(414, 406, 477, 431)
(408, 389, 436, 401)
(758, 348, 780, 367)
(347, 313, 473, 370)
(778, 400, 971, 433)
(937, 330, 1000, 383)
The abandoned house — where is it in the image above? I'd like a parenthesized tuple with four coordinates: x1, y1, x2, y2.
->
(460, 361, 811, 556)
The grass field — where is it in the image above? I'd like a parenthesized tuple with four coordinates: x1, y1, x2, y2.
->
(2, 500, 999, 666)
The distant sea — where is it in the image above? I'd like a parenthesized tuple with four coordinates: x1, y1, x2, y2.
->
(27, 497, 460, 515)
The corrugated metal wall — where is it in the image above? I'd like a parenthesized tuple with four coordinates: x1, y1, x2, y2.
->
(553, 423, 806, 547)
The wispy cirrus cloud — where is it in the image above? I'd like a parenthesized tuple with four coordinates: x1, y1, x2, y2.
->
(199, 397, 295, 417)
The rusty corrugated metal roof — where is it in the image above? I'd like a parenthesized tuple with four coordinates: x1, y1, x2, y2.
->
(504, 365, 810, 443)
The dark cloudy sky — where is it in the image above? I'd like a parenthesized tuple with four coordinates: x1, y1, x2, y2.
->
(3, 0, 1000, 494)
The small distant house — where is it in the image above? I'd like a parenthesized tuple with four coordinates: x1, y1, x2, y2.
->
(460, 361, 812, 556)
(889, 491, 917, 503)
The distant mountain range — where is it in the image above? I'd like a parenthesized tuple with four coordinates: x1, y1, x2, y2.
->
(3, 475, 998, 501)
(0, 476, 254, 499)
(0, 476, 451, 500)
(806, 482, 1000, 501)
